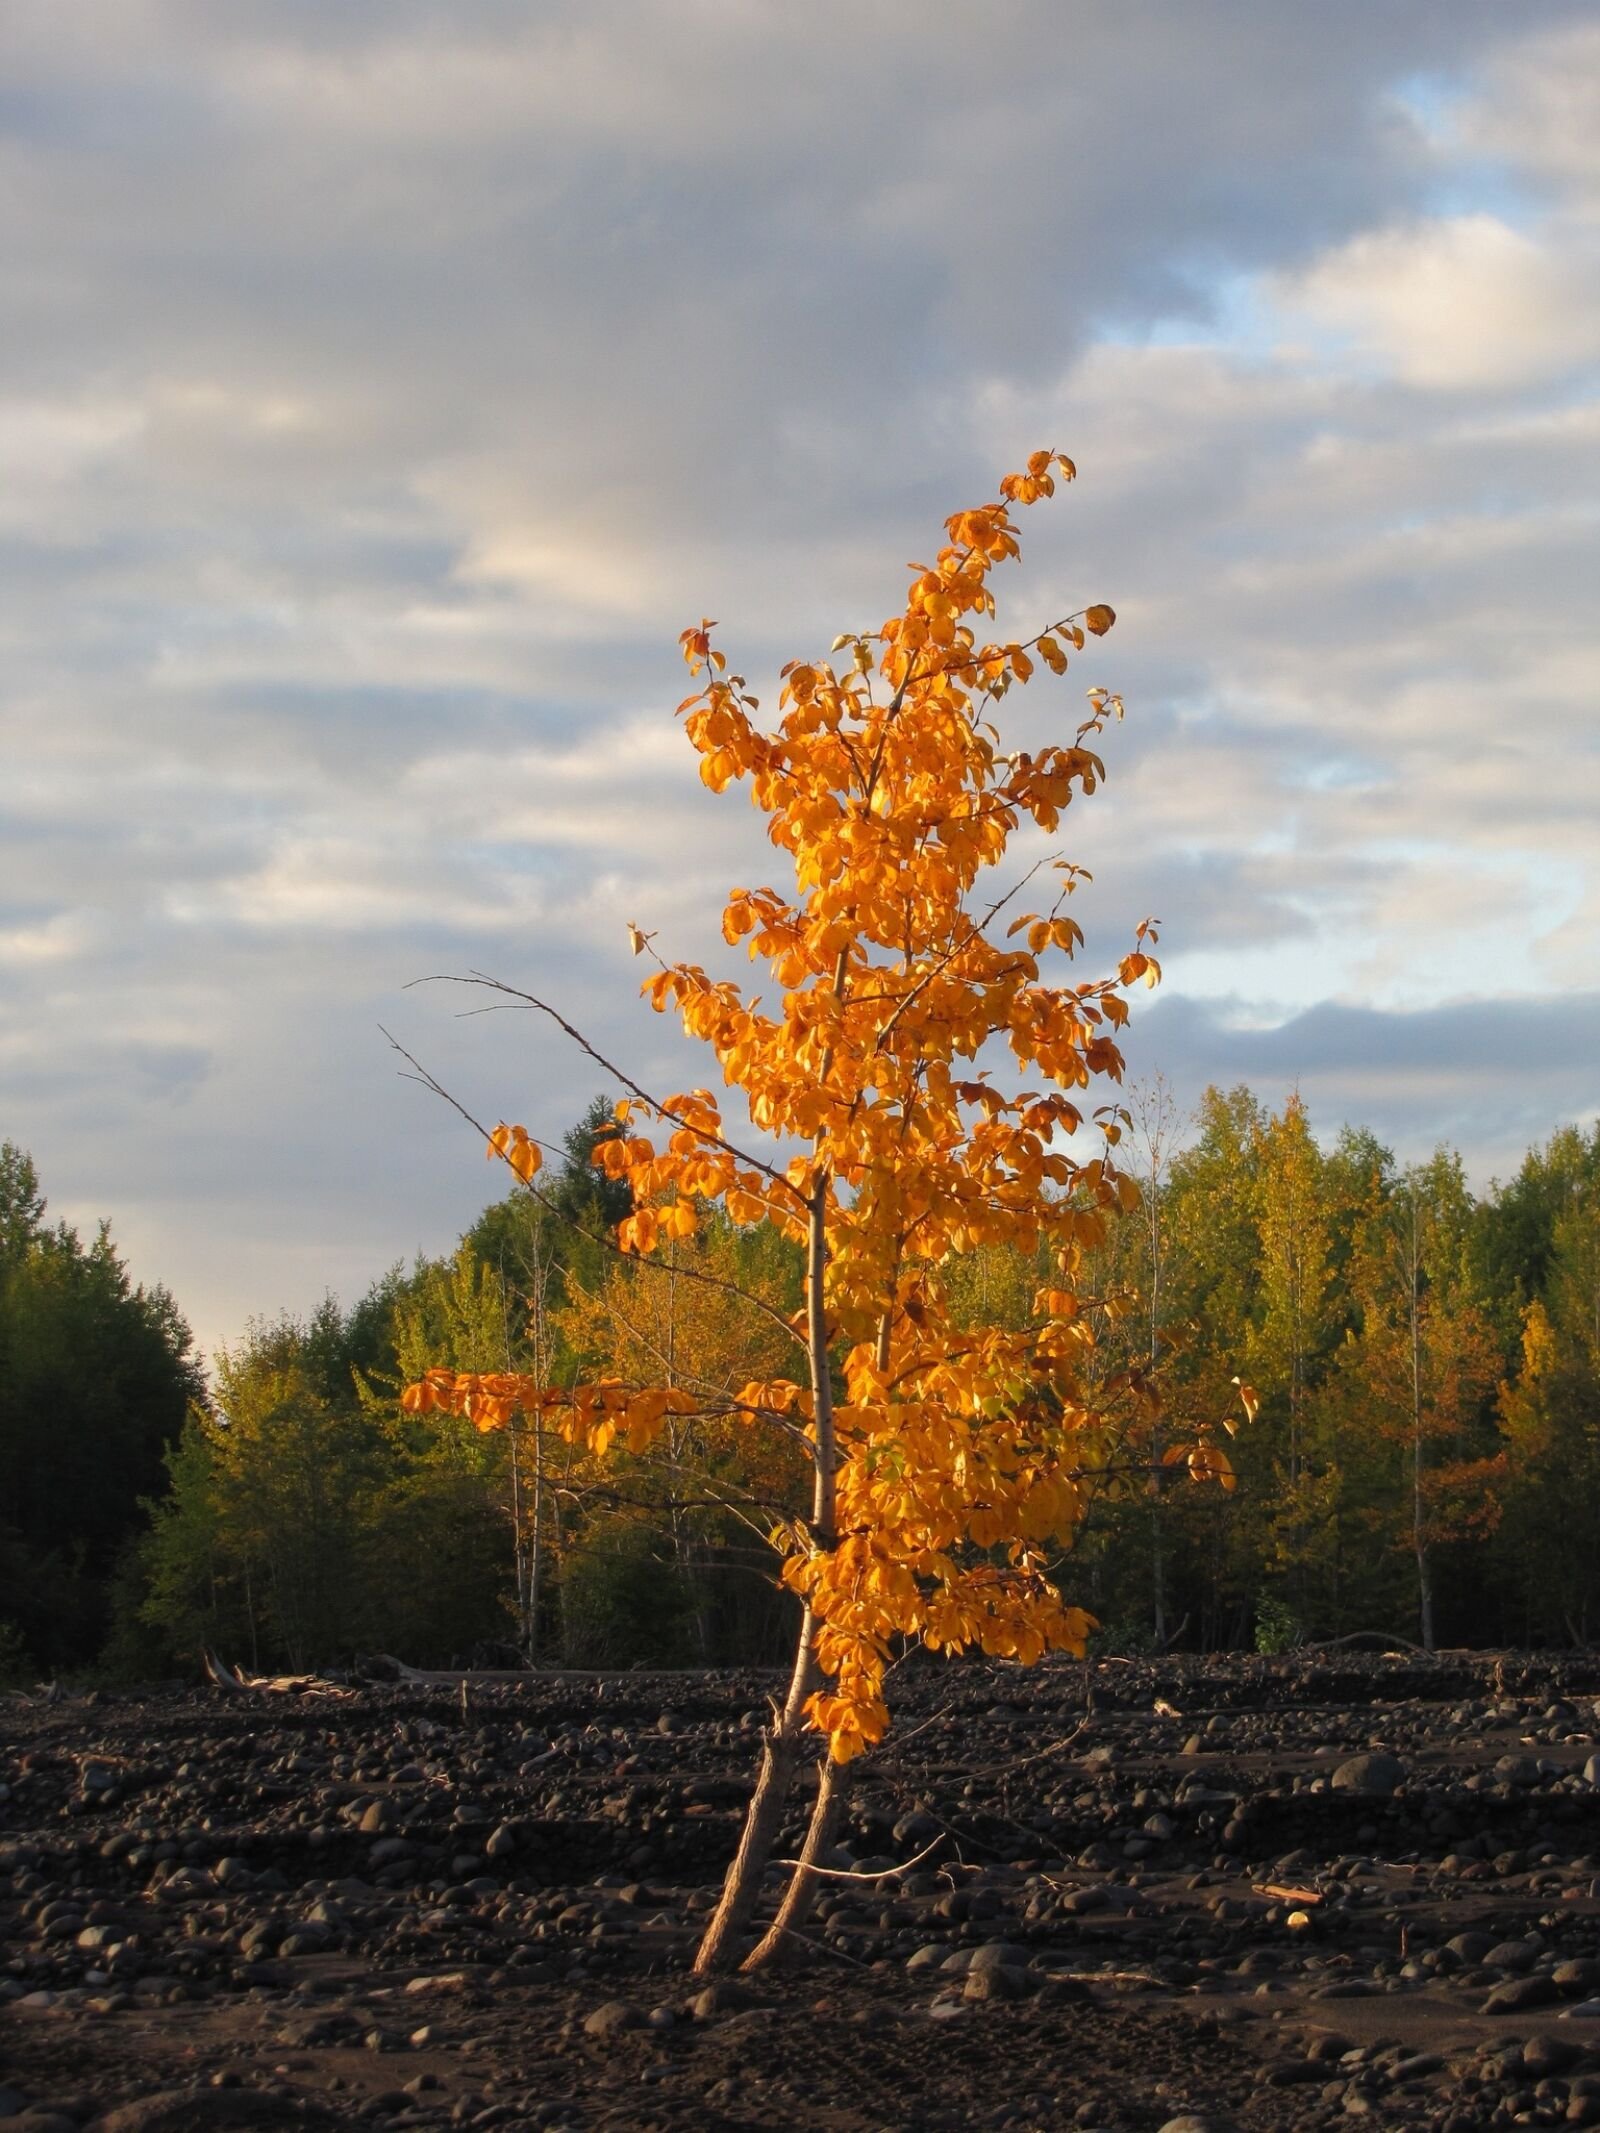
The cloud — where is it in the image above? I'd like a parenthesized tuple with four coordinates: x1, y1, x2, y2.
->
(1, 1, 1597, 1357)
(1123, 990, 1600, 1184)
(1280, 212, 1600, 388)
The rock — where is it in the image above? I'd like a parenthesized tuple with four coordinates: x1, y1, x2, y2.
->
(582, 1999, 644, 2038)
(892, 1810, 942, 1849)
(1262, 2059, 1326, 2086)
(89, 2092, 323, 2132)
(964, 1963, 1026, 2002)
(1156, 2118, 1225, 2133)
(1484, 1937, 1539, 1972)
(1483, 1973, 1559, 2014)
(1061, 1884, 1110, 1914)
(1583, 1753, 1600, 1786)
(1521, 2033, 1582, 2077)
(967, 1940, 1031, 1976)
(1518, 2030, 1587, 2081)
(1034, 1974, 1094, 2006)
(1493, 1753, 1541, 1787)
(690, 1980, 752, 2019)
(1330, 1753, 1403, 1797)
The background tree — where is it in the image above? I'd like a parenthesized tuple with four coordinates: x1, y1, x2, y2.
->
(1497, 1168, 1600, 1639)
(556, 1212, 805, 1660)
(0, 1142, 200, 1671)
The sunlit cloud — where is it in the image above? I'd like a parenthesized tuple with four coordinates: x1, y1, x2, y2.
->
(0, 0, 1595, 1358)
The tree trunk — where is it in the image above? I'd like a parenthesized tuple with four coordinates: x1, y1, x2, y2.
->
(742, 1755, 844, 1970)
(693, 1174, 837, 1974)
(691, 1604, 818, 1973)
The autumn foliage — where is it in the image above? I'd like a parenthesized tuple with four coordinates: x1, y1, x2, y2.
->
(406, 453, 1243, 1783)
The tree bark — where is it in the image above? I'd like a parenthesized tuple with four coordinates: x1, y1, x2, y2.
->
(693, 1173, 838, 1974)
(691, 1605, 818, 1973)
(742, 1754, 844, 1970)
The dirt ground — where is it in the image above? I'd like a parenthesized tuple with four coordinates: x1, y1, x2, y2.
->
(8, 1649, 1600, 2131)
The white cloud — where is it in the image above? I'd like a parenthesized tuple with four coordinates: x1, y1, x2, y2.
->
(1, 1, 1598, 1357)
(1280, 212, 1600, 388)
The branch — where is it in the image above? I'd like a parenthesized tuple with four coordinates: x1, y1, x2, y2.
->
(410, 972, 802, 1202)
(379, 1026, 808, 1354)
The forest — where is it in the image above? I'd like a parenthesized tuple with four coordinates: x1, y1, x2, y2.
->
(3, 1084, 1597, 1686)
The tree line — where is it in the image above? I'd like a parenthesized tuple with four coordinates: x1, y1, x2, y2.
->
(2, 1088, 1596, 1684)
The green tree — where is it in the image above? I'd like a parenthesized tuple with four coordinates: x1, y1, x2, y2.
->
(1338, 1152, 1502, 1648)
(1496, 1171, 1600, 1639)
(0, 1143, 200, 1668)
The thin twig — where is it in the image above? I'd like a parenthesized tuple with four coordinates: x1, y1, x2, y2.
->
(769, 1835, 943, 1882)
(410, 972, 802, 1201)
(379, 1027, 807, 1355)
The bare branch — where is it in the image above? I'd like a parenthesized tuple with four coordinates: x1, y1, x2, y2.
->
(409, 972, 803, 1202)
(378, 1026, 808, 1354)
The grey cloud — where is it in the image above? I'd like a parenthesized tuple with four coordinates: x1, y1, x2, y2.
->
(2, 2, 1598, 1356)
(1123, 989, 1600, 1181)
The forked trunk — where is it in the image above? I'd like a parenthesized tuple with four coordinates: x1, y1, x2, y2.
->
(691, 1605, 819, 1973)
(692, 1176, 837, 1974)
(741, 1755, 844, 1970)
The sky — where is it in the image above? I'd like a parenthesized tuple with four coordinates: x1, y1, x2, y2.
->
(2, 1, 1598, 1366)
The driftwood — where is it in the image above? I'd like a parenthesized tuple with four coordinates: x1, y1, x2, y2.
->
(360, 1653, 534, 1687)
(1296, 1630, 1428, 1656)
(201, 1650, 540, 1699)
(202, 1652, 357, 1700)
(6, 1679, 80, 1706)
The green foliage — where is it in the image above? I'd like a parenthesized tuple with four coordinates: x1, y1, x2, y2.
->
(557, 1516, 696, 1668)
(0, 1141, 200, 1669)
(1254, 1593, 1302, 1654)
(0, 1616, 33, 1688)
(35, 1093, 1600, 1676)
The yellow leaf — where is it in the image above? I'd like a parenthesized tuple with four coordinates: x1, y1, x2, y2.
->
(1084, 604, 1115, 637)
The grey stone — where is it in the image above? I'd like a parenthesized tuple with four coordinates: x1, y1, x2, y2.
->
(88, 2092, 321, 2132)
(690, 1980, 751, 2019)
(964, 1963, 1026, 2002)
(1483, 1973, 1559, 2014)
(892, 1810, 942, 1849)
(1520, 2032, 1581, 2077)
(582, 1999, 644, 2038)
(1330, 1753, 1403, 1797)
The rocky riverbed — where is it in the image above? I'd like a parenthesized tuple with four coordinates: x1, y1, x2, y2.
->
(9, 1651, 1600, 2131)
